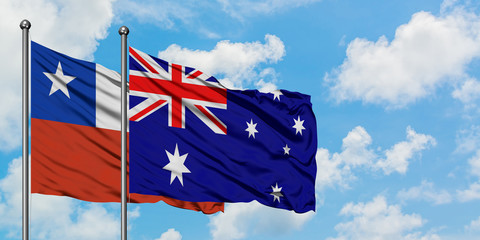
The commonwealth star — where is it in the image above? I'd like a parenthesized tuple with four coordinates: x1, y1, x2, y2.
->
(163, 144, 191, 186)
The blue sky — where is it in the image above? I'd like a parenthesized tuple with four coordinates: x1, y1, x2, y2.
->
(1, 0, 480, 239)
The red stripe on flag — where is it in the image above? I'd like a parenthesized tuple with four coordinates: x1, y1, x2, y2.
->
(171, 64, 183, 128)
(31, 118, 224, 214)
(187, 70, 203, 79)
(130, 99, 167, 121)
(195, 105, 227, 134)
(129, 75, 227, 104)
(129, 47, 159, 74)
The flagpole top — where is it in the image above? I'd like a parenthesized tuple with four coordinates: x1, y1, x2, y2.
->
(20, 20, 31, 30)
(118, 26, 129, 36)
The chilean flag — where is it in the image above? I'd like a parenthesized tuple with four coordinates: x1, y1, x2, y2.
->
(30, 41, 223, 214)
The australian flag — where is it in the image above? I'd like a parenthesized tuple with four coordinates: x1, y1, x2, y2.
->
(129, 47, 317, 213)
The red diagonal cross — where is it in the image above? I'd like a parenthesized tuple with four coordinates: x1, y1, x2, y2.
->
(130, 64, 227, 128)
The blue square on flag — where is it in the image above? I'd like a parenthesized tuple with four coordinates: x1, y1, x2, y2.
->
(31, 41, 96, 127)
(128, 47, 317, 213)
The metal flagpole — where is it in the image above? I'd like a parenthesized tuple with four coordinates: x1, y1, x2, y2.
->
(119, 25, 129, 240)
(20, 19, 31, 240)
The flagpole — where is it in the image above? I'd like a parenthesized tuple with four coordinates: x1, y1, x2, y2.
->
(20, 19, 31, 240)
(119, 25, 129, 240)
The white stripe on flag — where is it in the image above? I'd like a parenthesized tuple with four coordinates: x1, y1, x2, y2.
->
(96, 64, 122, 131)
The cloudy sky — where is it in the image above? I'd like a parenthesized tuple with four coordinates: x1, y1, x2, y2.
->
(1, 0, 480, 239)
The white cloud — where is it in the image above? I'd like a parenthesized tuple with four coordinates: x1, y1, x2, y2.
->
(115, 0, 319, 37)
(114, 1, 223, 39)
(0, 157, 120, 239)
(0, 158, 23, 236)
(116, 0, 323, 28)
(457, 182, 480, 202)
(452, 78, 480, 108)
(455, 125, 480, 154)
(457, 150, 480, 202)
(338, 35, 347, 47)
(465, 216, 480, 232)
(325, 6, 480, 108)
(0, 91, 21, 151)
(441, 0, 460, 13)
(0, 0, 115, 151)
(128, 206, 141, 219)
(218, 0, 321, 20)
(403, 232, 442, 240)
(315, 126, 376, 190)
(155, 228, 182, 240)
(34, 201, 119, 240)
(315, 148, 352, 191)
(114, 0, 193, 29)
(375, 126, 436, 175)
(397, 180, 452, 205)
(208, 201, 314, 240)
(157, 34, 285, 90)
(328, 195, 439, 240)
(3, 0, 115, 60)
(316, 126, 435, 190)
(340, 126, 376, 167)
(469, 150, 480, 178)
(254, 68, 281, 93)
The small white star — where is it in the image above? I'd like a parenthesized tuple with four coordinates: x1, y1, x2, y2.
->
(283, 144, 291, 155)
(245, 119, 258, 138)
(270, 183, 284, 203)
(163, 144, 191, 186)
(43, 62, 76, 98)
(292, 116, 306, 135)
(271, 90, 283, 101)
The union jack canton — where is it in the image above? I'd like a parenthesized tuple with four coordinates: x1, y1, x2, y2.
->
(128, 47, 317, 213)
(129, 47, 227, 135)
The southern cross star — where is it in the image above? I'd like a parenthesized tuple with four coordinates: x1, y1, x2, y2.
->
(270, 183, 284, 203)
(43, 62, 76, 98)
(163, 144, 191, 186)
(283, 144, 291, 155)
(292, 116, 306, 135)
(271, 90, 283, 101)
(245, 119, 258, 138)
